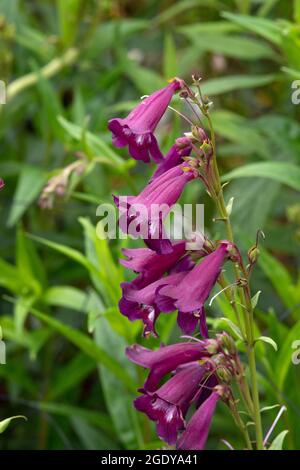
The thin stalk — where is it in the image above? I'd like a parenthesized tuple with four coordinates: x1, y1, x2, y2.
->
(7, 48, 79, 101)
(229, 398, 253, 450)
(204, 110, 264, 450)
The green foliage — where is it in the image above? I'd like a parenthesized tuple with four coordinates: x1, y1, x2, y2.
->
(0, 0, 299, 451)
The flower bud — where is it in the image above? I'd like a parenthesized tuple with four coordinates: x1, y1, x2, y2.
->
(204, 339, 219, 355)
(179, 90, 189, 99)
(218, 333, 236, 355)
(248, 245, 260, 264)
(192, 126, 207, 143)
(216, 366, 232, 383)
(200, 141, 213, 157)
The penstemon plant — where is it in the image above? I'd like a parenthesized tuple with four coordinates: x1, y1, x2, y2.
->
(108, 76, 282, 450)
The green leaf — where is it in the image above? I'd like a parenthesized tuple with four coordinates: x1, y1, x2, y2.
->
(294, 0, 300, 23)
(251, 291, 261, 309)
(0, 416, 27, 434)
(71, 417, 118, 450)
(177, 21, 241, 36)
(212, 111, 270, 159)
(222, 162, 300, 192)
(29, 307, 136, 392)
(29, 232, 119, 307)
(261, 404, 280, 413)
(7, 165, 47, 227)
(269, 430, 289, 450)
(43, 286, 89, 312)
(14, 295, 36, 335)
(0, 258, 24, 294)
(281, 26, 300, 70)
(58, 117, 129, 171)
(258, 249, 297, 309)
(18, 226, 47, 290)
(48, 353, 95, 400)
(1, 314, 53, 360)
(79, 217, 121, 305)
(57, 0, 81, 47)
(281, 66, 300, 79)
(153, 0, 218, 25)
(126, 65, 165, 95)
(221, 12, 282, 45)
(37, 401, 115, 435)
(215, 317, 244, 341)
(94, 316, 143, 449)
(183, 34, 278, 61)
(28, 233, 93, 271)
(256, 336, 278, 352)
(163, 33, 177, 78)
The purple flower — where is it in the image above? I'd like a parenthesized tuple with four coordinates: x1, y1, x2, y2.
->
(108, 79, 184, 163)
(0, 179, 4, 190)
(151, 137, 193, 181)
(177, 390, 221, 450)
(134, 364, 206, 445)
(119, 271, 187, 337)
(126, 341, 215, 392)
(157, 241, 233, 336)
(120, 240, 188, 285)
(114, 163, 196, 254)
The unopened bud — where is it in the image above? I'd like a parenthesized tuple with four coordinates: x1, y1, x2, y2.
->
(219, 333, 236, 355)
(192, 73, 201, 83)
(200, 141, 213, 157)
(216, 366, 232, 383)
(248, 245, 260, 264)
(179, 90, 189, 99)
(192, 126, 207, 143)
(205, 339, 219, 355)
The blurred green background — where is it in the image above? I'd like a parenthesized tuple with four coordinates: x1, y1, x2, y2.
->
(0, 0, 300, 450)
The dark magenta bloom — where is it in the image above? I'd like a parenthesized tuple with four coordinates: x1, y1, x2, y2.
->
(114, 163, 196, 254)
(177, 390, 221, 450)
(120, 240, 188, 285)
(119, 271, 187, 337)
(151, 137, 193, 181)
(126, 341, 214, 392)
(157, 241, 233, 336)
(0, 179, 4, 190)
(127, 340, 225, 448)
(134, 364, 206, 445)
(108, 79, 184, 163)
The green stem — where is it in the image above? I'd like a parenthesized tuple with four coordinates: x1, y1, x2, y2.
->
(230, 399, 253, 450)
(205, 111, 264, 450)
(7, 48, 79, 101)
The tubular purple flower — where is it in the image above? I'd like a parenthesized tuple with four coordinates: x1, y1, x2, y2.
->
(0, 179, 4, 190)
(177, 390, 221, 450)
(119, 271, 187, 337)
(151, 136, 193, 180)
(126, 342, 214, 392)
(134, 364, 206, 445)
(114, 163, 196, 254)
(157, 241, 233, 336)
(108, 78, 184, 163)
(120, 240, 188, 285)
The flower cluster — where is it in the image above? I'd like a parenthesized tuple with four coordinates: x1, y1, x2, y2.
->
(127, 333, 238, 450)
(109, 79, 242, 450)
(119, 240, 234, 338)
